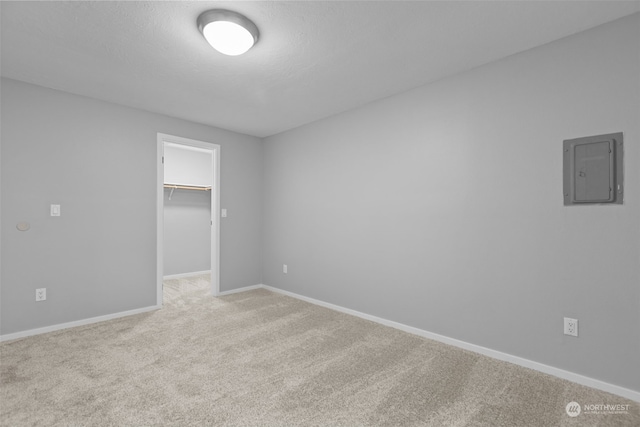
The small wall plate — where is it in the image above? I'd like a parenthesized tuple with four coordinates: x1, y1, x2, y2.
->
(16, 222, 31, 231)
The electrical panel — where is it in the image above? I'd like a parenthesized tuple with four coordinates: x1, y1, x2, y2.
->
(563, 133, 623, 205)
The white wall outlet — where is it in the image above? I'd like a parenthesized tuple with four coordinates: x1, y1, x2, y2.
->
(36, 288, 47, 301)
(564, 317, 578, 337)
(50, 204, 61, 217)
(283, 264, 288, 274)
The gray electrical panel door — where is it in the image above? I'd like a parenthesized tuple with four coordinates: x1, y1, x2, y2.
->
(563, 133, 623, 205)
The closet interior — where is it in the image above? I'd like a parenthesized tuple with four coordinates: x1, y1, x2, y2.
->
(163, 142, 213, 279)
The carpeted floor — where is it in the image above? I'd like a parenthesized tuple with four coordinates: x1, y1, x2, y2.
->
(1, 275, 638, 426)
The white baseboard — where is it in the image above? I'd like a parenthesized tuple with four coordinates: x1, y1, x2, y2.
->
(217, 284, 263, 296)
(163, 270, 211, 280)
(0, 305, 161, 343)
(258, 284, 640, 403)
(4, 282, 637, 402)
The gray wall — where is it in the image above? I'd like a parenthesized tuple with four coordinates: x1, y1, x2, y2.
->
(262, 14, 640, 391)
(0, 78, 263, 335)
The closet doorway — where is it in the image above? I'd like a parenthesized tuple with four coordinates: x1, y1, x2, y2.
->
(156, 133, 220, 306)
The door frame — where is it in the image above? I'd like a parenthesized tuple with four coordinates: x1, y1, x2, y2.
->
(156, 133, 221, 306)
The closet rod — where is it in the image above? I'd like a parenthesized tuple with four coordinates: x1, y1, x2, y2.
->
(163, 184, 212, 191)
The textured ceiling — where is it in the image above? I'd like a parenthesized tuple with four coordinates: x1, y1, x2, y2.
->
(2, 1, 639, 137)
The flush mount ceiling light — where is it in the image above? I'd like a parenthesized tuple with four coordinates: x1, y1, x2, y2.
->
(197, 9, 259, 56)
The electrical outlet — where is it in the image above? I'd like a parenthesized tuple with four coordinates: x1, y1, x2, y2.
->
(36, 288, 47, 302)
(564, 317, 578, 337)
(283, 264, 288, 274)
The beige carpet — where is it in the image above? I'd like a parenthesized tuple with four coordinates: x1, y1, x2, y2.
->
(1, 275, 638, 426)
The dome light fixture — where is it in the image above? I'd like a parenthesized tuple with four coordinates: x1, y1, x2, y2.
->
(197, 9, 259, 56)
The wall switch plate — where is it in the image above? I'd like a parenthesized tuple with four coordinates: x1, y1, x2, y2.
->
(50, 204, 61, 217)
(564, 317, 578, 337)
(283, 264, 288, 274)
(221, 209, 227, 218)
(36, 288, 47, 301)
